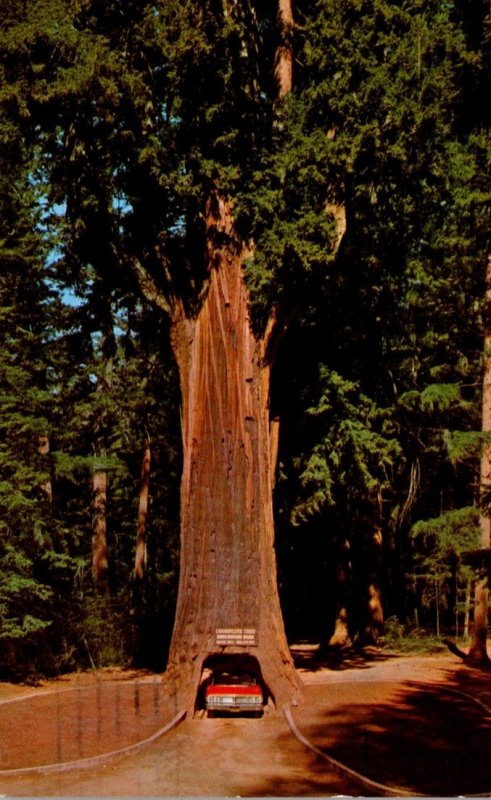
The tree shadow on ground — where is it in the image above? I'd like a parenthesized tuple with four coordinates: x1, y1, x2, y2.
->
(291, 642, 400, 672)
(277, 670, 491, 797)
(451, 662, 491, 703)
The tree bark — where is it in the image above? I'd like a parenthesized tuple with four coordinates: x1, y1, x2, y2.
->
(275, 0, 294, 99)
(328, 605, 351, 649)
(363, 580, 384, 644)
(435, 578, 441, 638)
(468, 254, 491, 666)
(92, 465, 109, 586)
(328, 536, 352, 649)
(164, 196, 302, 713)
(38, 434, 53, 505)
(361, 501, 384, 645)
(464, 578, 472, 638)
(134, 440, 151, 581)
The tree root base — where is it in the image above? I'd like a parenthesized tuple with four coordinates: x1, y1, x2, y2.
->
(442, 638, 491, 668)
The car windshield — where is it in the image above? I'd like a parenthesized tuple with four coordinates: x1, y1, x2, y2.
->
(212, 671, 256, 686)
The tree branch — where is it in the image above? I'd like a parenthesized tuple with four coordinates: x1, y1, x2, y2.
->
(259, 305, 288, 366)
(130, 256, 172, 316)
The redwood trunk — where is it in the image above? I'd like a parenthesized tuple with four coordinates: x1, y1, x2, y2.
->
(329, 605, 351, 649)
(165, 198, 302, 712)
(92, 466, 109, 586)
(468, 528, 490, 665)
(134, 440, 151, 581)
(363, 579, 384, 645)
(361, 499, 384, 645)
(275, 0, 293, 98)
(468, 254, 491, 665)
(328, 537, 352, 649)
(38, 434, 53, 505)
(464, 578, 472, 638)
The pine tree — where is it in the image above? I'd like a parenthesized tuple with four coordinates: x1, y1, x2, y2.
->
(271, 0, 487, 645)
(0, 105, 63, 675)
(0, 0, 488, 692)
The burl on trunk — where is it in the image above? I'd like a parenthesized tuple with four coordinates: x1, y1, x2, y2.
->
(165, 197, 302, 712)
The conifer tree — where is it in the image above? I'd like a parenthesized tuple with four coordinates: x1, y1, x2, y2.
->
(0, 108, 63, 675)
(0, 0, 488, 692)
(272, 0, 488, 645)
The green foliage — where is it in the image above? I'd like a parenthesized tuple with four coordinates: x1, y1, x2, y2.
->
(443, 430, 484, 466)
(381, 616, 449, 654)
(411, 506, 480, 559)
(408, 507, 479, 630)
(73, 593, 128, 669)
(290, 366, 401, 525)
(0, 546, 53, 641)
(0, 0, 488, 668)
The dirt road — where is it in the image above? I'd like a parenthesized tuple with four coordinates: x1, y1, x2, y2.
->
(0, 712, 362, 797)
(1, 651, 490, 797)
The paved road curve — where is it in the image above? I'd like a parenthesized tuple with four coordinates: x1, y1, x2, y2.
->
(0, 712, 364, 797)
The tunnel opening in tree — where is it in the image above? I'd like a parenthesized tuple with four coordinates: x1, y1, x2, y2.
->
(197, 653, 268, 716)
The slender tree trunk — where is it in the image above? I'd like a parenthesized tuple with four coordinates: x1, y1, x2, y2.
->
(453, 555, 459, 638)
(92, 464, 109, 586)
(468, 571, 489, 664)
(360, 497, 384, 645)
(274, 0, 293, 98)
(328, 537, 352, 649)
(435, 578, 441, 638)
(270, 417, 280, 489)
(134, 440, 151, 581)
(464, 578, 472, 638)
(363, 580, 384, 644)
(468, 255, 491, 665)
(329, 606, 351, 649)
(165, 196, 302, 712)
(38, 434, 53, 504)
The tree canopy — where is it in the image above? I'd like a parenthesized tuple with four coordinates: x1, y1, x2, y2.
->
(0, 0, 489, 679)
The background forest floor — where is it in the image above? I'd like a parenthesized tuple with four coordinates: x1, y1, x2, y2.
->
(0, 647, 490, 796)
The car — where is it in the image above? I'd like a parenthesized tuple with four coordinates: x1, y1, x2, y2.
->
(204, 670, 264, 717)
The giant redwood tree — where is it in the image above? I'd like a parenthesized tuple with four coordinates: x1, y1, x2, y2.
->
(1, 0, 485, 697)
(0, 0, 320, 709)
(131, 1, 310, 711)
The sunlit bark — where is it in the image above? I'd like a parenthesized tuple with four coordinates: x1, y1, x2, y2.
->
(468, 255, 491, 666)
(165, 196, 302, 712)
(328, 537, 352, 649)
(361, 498, 384, 645)
(92, 466, 109, 586)
(134, 440, 151, 581)
(275, 0, 293, 98)
(38, 434, 53, 505)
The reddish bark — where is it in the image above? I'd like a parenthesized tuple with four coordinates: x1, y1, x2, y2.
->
(361, 497, 384, 645)
(38, 434, 53, 504)
(269, 417, 280, 488)
(329, 606, 351, 649)
(468, 572, 489, 665)
(468, 255, 491, 666)
(275, 0, 294, 98)
(129, 2, 302, 711)
(363, 577, 384, 645)
(92, 467, 109, 586)
(328, 538, 352, 649)
(134, 440, 151, 581)
(165, 196, 302, 712)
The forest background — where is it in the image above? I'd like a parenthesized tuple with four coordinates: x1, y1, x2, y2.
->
(0, 0, 489, 681)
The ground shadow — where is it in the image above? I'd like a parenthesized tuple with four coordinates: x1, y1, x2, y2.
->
(291, 642, 401, 672)
(276, 668, 491, 796)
